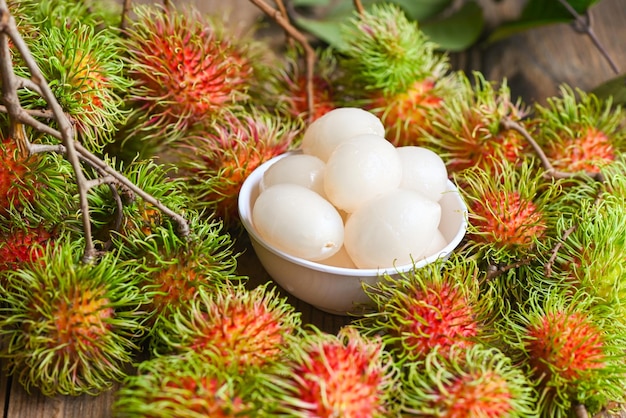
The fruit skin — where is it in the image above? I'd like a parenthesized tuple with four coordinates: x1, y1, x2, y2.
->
(271, 326, 399, 418)
(122, 4, 256, 144)
(113, 351, 259, 418)
(458, 160, 560, 266)
(356, 257, 492, 365)
(0, 224, 53, 274)
(151, 282, 301, 373)
(533, 85, 626, 175)
(500, 289, 626, 417)
(401, 344, 538, 417)
(0, 237, 152, 396)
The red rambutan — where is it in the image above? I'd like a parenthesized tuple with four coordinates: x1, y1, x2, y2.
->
(123, 5, 255, 141)
(356, 257, 489, 365)
(152, 282, 300, 373)
(274, 326, 398, 417)
(401, 344, 537, 417)
(0, 224, 53, 273)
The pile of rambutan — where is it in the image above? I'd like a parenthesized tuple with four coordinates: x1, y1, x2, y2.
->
(2, 1, 626, 417)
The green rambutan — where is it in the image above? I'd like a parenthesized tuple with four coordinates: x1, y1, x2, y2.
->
(116, 214, 243, 320)
(113, 352, 258, 417)
(533, 85, 625, 175)
(401, 344, 538, 417)
(501, 289, 626, 416)
(338, 3, 453, 146)
(545, 193, 626, 305)
(0, 237, 152, 396)
(17, 21, 131, 153)
(273, 326, 399, 417)
(122, 4, 256, 143)
(425, 72, 530, 173)
(356, 257, 490, 365)
(152, 282, 300, 373)
(178, 109, 301, 226)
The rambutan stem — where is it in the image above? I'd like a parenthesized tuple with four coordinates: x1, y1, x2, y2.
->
(120, 0, 132, 31)
(500, 117, 605, 182)
(573, 403, 589, 418)
(248, 0, 316, 123)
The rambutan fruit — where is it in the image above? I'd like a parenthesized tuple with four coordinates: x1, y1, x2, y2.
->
(0, 237, 152, 396)
(501, 289, 626, 416)
(152, 282, 300, 373)
(0, 126, 76, 220)
(401, 344, 538, 417)
(272, 326, 399, 417)
(533, 85, 625, 175)
(121, 4, 257, 144)
(113, 352, 258, 417)
(338, 3, 453, 146)
(355, 257, 490, 365)
(0, 223, 55, 274)
(115, 214, 243, 320)
(458, 160, 559, 265)
(17, 21, 131, 153)
(178, 109, 301, 227)
(424, 72, 530, 173)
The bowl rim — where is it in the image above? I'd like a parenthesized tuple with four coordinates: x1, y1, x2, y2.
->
(238, 151, 468, 278)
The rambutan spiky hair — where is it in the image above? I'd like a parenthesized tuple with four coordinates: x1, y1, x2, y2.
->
(152, 282, 301, 373)
(0, 236, 152, 396)
(17, 21, 131, 153)
(356, 256, 492, 365)
(401, 344, 538, 417)
(500, 288, 626, 417)
(533, 85, 626, 175)
(273, 326, 399, 417)
(113, 352, 259, 417)
(122, 4, 256, 143)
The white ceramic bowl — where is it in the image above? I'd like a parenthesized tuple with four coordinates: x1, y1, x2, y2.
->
(238, 152, 468, 315)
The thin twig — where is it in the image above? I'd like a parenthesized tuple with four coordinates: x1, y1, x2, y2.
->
(354, 0, 365, 15)
(544, 225, 576, 277)
(500, 117, 605, 182)
(248, 0, 316, 123)
(557, 0, 619, 75)
(120, 0, 132, 31)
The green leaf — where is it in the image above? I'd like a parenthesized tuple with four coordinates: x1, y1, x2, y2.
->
(291, 0, 331, 7)
(487, 0, 600, 43)
(420, 1, 484, 52)
(292, 0, 456, 50)
(591, 75, 626, 106)
(295, 15, 348, 50)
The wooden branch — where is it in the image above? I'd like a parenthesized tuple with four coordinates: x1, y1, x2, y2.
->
(557, 0, 619, 75)
(0, 0, 189, 262)
(248, 0, 316, 123)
